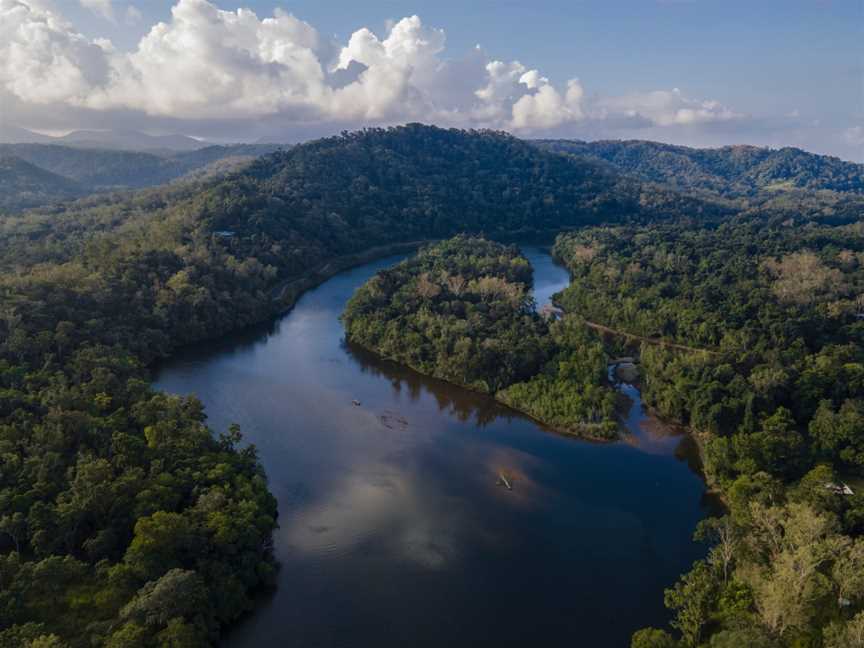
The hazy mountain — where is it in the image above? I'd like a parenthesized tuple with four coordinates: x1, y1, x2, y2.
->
(170, 143, 283, 168)
(0, 155, 84, 212)
(0, 124, 213, 152)
(0, 143, 282, 212)
(56, 129, 210, 153)
(0, 124, 56, 145)
(0, 144, 185, 188)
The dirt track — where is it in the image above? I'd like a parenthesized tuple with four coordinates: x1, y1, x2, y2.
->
(584, 321, 720, 356)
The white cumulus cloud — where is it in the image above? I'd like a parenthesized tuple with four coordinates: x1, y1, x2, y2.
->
(596, 88, 741, 127)
(0, 0, 748, 140)
(109, 1, 330, 118)
(512, 78, 585, 130)
(0, 0, 112, 105)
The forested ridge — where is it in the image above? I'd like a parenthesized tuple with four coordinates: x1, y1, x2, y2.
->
(0, 143, 282, 214)
(536, 139, 864, 198)
(342, 236, 618, 438)
(0, 156, 86, 213)
(0, 123, 861, 646)
(0, 171, 281, 645)
(553, 219, 864, 647)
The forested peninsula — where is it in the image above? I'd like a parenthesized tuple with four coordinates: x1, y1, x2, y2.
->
(1, 124, 863, 647)
(342, 236, 619, 439)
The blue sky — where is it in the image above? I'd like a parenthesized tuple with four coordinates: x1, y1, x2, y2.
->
(3, 0, 862, 159)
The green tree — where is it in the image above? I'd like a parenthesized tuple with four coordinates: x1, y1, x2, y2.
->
(631, 627, 678, 648)
(823, 610, 864, 648)
(664, 560, 718, 647)
(124, 512, 193, 580)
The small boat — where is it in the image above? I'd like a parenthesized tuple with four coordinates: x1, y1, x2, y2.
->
(352, 399, 361, 406)
(498, 473, 512, 491)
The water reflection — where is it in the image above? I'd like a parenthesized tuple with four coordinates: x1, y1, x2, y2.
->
(345, 341, 519, 429)
(154, 247, 709, 648)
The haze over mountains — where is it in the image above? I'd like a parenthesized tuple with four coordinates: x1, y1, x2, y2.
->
(0, 132, 282, 212)
(0, 156, 84, 212)
(0, 125, 211, 153)
(0, 123, 860, 219)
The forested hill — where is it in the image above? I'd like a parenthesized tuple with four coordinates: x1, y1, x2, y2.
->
(0, 155, 85, 212)
(0, 123, 727, 646)
(0, 123, 859, 646)
(191, 125, 730, 256)
(535, 139, 864, 197)
(1, 124, 734, 273)
(0, 143, 281, 213)
(342, 236, 618, 439)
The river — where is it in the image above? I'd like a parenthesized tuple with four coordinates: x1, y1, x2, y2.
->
(154, 246, 710, 647)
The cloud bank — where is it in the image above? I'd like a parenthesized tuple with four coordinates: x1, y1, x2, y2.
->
(0, 0, 737, 129)
(0, 0, 858, 159)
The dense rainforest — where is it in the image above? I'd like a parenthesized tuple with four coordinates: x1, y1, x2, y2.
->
(342, 236, 618, 438)
(0, 124, 716, 646)
(0, 123, 861, 646)
(551, 219, 864, 647)
(536, 139, 864, 198)
(536, 139, 864, 227)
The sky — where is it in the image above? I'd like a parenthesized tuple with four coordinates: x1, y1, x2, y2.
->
(1, 0, 862, 160)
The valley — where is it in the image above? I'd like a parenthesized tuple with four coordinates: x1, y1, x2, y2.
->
(0, 124, 862, 647)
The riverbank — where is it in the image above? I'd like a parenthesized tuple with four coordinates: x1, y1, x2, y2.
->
(272, 240, 435, 312)
(612, 365, 724, 502)
(156, 244, 709, 648)
(344, 338, 623, 443)
(341, 237, 623, 443)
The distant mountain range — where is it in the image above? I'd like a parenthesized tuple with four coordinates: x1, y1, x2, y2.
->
(0, 125, 211, 153)
(0, 142, 283, 213)
(56, 129, 208, 153)
(2, 122, 861, 219)
(0, 155, 86, 212)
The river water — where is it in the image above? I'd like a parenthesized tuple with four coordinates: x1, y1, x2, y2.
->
(155, 247, 709, 647)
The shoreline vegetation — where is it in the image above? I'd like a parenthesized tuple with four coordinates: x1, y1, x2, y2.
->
(2, 125, 863, 647)
(6, 123, 702, 647)
(341, 236, 621, 441)
(553, 222, 864, 648)
(8, 124, 694, 647)
(271, 240, 434, 312)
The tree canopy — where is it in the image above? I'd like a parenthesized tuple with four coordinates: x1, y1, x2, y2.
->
(1, 124, 862, 646)
(343, 236, 619, 438)
(552, 218, 864, 647)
